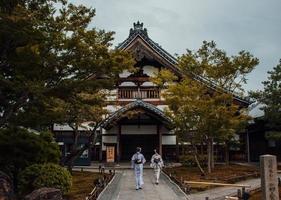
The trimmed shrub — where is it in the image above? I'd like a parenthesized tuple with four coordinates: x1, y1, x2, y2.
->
(19, 163, 72, 195)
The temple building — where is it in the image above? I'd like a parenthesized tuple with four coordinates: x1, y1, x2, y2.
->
(54, 22, 252, 165)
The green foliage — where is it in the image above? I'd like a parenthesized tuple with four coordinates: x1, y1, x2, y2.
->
(0, 0, 135, 128)
(0, 127, 60, 181)
(265, 131, 281, 141)
(156, 41, 258, 172)
(0, 0, 134, 172)
(164, 41, 258, 141)
(19, 163, 72, 195)
(250, 59, 281, 131)
(178, 41, 259, 95)
(151, 69, 177, 88)
(179, 155, 207, 167)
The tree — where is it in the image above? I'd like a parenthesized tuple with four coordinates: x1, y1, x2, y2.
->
(0, 0, 134, 129)
(250, 59, 281, 140)
(0, 127, 60, 192)
(0, 0, 134, 171)
(158, 41, 258, 173)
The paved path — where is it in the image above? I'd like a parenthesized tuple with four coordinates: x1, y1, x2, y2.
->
(187, 177, 261, 200)
(98, 169, 187, 200)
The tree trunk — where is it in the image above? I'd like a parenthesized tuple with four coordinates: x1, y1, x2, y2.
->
(207, 139, 212, 174)
(200, 142, 204, 157)
(191, 143, 205, 176)
(67, 162, 73, 174)
(225, 142, 230, 165)
(66, 127, 79, 173)
(211, 137, 215, 170)
(61, 124, 100, 171)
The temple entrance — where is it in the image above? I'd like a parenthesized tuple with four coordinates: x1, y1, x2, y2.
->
(120, 134, 158, 161)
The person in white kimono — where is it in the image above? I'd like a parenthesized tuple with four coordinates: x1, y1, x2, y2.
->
(131, 147, 146, 190)
(150, 149, 164, 185)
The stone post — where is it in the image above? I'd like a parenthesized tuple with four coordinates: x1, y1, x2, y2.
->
(260, 155, 279, 200)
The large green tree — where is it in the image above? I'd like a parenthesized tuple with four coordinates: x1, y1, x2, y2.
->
(0, 0, 134, 128)
(0, 0, 134, 171)
(251, 59, 281, 140)
(157, 41, 258, 173)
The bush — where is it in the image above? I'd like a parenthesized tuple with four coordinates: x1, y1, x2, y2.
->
(179, 155, 207, 167)
(0, 127, 61, 178)
(19, 163, 72, 195)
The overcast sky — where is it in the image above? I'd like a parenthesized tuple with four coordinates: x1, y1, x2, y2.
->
(70, 0, 281, 92)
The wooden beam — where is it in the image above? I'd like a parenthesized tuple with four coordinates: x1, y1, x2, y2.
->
(184, 181, 251, 188)
(117, 125, 121, 163)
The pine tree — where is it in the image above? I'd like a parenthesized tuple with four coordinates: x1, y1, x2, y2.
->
(251, 59, 281, 140)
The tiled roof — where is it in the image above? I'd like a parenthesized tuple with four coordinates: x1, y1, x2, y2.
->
(117, 21, 251, 105)
(117, 21, 177, 67)
(101, 99, 172, 129)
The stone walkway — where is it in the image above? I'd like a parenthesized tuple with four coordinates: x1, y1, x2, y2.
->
(187, 177, 261, 200)
(97, 168, 265, 200)
(98, 169, 187, 200)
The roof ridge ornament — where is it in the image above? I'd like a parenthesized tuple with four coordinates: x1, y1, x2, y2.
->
(129, 21, 148, 37)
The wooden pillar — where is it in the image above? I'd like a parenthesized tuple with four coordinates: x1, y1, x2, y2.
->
(99, 144, 102, 162)
(246, 130, 250, 162)
(176, 136, 179, 162)
(158, 124, 162, 156)
(117, 125, 121, 163)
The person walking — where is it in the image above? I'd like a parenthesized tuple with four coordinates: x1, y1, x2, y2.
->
(131, 147, 146, 190)
(150, 149, 164, 185)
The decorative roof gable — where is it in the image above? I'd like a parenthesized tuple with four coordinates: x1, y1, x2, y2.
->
(101, 99, 172, 129)
(117, 21, 181, 75)
(117, 22, 251, 106)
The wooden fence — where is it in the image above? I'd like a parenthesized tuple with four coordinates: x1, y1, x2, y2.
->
(86, 169, 115, 200)
(185, 181, 251, 200)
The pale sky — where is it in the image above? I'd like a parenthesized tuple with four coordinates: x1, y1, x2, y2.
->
(70, 0, 281, 92)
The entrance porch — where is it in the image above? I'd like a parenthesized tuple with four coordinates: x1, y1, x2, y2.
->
(101, 100, 177, 162)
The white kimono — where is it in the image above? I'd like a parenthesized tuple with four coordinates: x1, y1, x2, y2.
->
(131, 152, 146, 189)
(150, 153, 164, 183)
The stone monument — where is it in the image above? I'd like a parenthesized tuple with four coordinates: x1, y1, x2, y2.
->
(260, 155, 279, 200)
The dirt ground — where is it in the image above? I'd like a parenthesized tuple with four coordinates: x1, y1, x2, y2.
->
(64, 171, 105, 200)
(164, 164, 259, 182)
(164, 164, 259, 192)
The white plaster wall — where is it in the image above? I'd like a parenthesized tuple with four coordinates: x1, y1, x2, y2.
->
(121, 125, 157, 135)
(162, 135, 176, 145)
(119, 82, 136, 87)
(143, 65, 159, 77)
(142, 81, 155, 87)
(119, 70, 132, 78)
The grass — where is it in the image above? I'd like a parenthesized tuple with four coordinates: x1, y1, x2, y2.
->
(64, 171, 104, 200)
(164, 164, 259, 192)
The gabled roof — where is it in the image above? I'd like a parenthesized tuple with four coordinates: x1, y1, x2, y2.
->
(117, 21, 251, 106)
(101, 99, 172, 129)
(117, 21, 177, 65)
